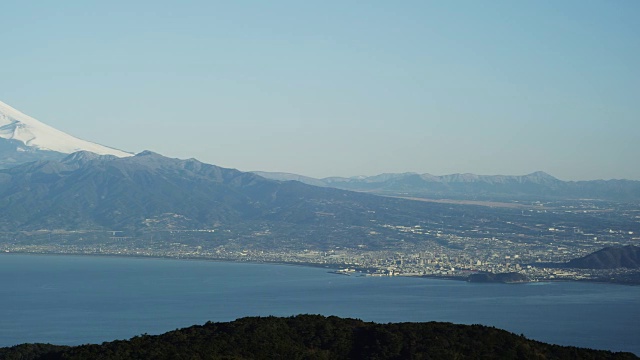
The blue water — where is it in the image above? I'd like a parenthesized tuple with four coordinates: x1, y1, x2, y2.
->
(0, 254, 638, 355)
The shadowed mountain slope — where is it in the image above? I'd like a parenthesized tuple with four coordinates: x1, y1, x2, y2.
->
(566, 245, 640, 269)
(0, 151, 449, 241)
(0, 151, 357, 230)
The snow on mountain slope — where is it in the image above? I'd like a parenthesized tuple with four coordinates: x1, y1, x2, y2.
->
(0, 100, 132, 157)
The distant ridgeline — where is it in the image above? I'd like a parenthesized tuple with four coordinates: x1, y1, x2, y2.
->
(0, 315, 636, 360)
(253, 171, 640, 202)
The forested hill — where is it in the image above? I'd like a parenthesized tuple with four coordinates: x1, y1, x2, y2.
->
(566, 245, 640, 269)
(1, 315, 636, 360)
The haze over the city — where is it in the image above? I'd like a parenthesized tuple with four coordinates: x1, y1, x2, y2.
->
(2, 1, 639, 180)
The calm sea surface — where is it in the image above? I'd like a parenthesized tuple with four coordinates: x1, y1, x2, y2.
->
(1, 254, 638, 355)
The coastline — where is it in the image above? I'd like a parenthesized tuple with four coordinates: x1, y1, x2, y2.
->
(0, 250, 344, 271)
(1, 251, 639, 356)
(2, 250, 638, 286)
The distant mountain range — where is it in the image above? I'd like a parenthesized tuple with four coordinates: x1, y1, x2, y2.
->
(2, 99, 638, 203)
(253, 171, 640, 202)
(0, 100, 131, 169)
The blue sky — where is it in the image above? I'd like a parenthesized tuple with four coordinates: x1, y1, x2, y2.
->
(2, 1, 639, 180)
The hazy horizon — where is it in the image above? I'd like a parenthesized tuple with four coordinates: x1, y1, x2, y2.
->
(2, 1, 638, 181)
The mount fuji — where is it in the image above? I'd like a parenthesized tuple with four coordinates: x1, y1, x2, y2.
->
(0, 100, 132, 168)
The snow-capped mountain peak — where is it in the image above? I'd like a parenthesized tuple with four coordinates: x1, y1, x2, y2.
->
(0, 100, 132, 157)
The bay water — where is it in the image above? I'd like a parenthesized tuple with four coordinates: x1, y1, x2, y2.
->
(1, 254, 638, 355)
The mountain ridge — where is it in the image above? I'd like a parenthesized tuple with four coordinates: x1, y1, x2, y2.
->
(255, 170, 565, 184)
(0, 151, 408, 236)
(253, 170, 640, 202)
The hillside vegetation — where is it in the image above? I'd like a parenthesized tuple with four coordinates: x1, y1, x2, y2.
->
(0, 315, 636, 360)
